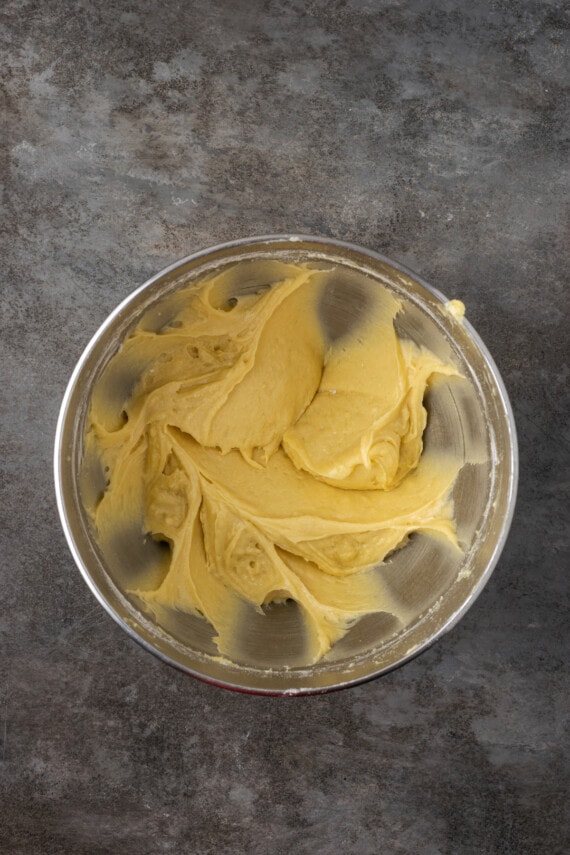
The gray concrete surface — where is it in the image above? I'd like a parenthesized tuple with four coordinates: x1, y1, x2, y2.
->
(1, 1, 568, 853)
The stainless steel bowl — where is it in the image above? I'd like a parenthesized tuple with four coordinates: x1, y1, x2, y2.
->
(54, 235, 518, 694)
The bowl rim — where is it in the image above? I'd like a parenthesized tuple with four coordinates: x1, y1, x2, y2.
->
(54, 234, 519, 695)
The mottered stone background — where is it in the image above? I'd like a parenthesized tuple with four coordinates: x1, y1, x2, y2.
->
(1, 1, 568, 853)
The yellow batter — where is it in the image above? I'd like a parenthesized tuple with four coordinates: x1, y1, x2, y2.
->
(87, 262, 463, 663)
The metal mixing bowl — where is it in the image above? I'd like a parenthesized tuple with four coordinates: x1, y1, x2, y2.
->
(54, 235, 518, 694)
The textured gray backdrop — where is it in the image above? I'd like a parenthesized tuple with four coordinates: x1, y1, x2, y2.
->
(1, 1, 568, 853)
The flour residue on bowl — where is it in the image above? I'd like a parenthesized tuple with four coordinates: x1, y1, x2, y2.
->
(85, 262, 464, 664)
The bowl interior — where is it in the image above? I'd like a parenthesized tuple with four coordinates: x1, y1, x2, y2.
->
(55, 236, 517, 694)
